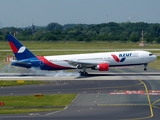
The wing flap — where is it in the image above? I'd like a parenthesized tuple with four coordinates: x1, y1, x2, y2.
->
(66, 60, 108, 68)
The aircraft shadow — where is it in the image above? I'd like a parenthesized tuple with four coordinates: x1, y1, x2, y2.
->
(76, 73, 160, 78)
(0, 73, 160, 78)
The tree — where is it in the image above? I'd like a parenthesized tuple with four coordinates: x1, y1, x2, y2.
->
(77, 36, 84, 41)
(145, 34, 153, 43)
(46, 22, 62, 31)
(1, 22, 160, 42)
(0, 35, 4, 41)
(130, 33, 139, 42)
(155, 37, 160, 44)
(120, 31, 129, 42)
(21, 29, 32, 36)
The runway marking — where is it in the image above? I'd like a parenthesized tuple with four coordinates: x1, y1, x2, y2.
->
(61, 81, 142, 92)
(138, 78, 154, 119)
(0, 77, 33, 79)
(42, 110, 62, 116)
(152, 99, 160, 110)
(110, 90, 160, 95)
(98, 104, 150, 106)
(114, 68, 154, 120)
(19, 83, 142, 94)
(152, 99, 160, 105)
(79, 82, 142, 90)
(107, 80, 154, 120)
(152, 106, 160, 110)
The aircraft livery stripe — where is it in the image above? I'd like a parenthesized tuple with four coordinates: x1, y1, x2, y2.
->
(9, 41, 18, 53)
(37, 56, 70, 69)
(111, 54, 120, 62)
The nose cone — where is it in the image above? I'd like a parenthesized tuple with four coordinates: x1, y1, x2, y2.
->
(153, 55, 157, 61)
(150, 54, 157, 62)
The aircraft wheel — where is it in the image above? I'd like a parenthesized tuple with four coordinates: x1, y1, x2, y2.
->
(84, 72, 88, 76)
(144, 68, 147, 71)
(79, 71, 88, 76)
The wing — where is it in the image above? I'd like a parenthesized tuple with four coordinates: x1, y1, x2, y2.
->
(66, 60, 109, 68)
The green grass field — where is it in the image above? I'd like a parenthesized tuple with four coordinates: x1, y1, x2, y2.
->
(1, 41, 160, 60)
(1, 41, 160, 50)
(0, 94, 77, 114)
(0, 81, 48, 86)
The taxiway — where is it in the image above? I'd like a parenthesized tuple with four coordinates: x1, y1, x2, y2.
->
(0, 66, 160, 120)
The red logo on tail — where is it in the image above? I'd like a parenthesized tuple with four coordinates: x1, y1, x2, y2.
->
(9, 42, 18, 53)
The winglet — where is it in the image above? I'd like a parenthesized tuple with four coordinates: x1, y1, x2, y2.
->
(6, 35, 36, 60)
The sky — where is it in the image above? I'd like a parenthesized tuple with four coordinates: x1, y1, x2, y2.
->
(0, 0, 160, 27)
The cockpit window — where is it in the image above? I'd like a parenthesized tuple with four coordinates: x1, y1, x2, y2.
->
(149, 54, 153, 56)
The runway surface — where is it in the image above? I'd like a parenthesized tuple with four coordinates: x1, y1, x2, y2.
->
(0, 66, 160, 120)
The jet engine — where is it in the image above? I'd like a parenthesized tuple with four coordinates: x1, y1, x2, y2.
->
(92, 63, 109, 71)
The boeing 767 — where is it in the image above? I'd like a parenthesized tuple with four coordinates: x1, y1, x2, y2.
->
(6, 35, 157, 76)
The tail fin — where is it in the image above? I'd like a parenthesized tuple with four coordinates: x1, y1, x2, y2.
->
(6, 35, 36, 61)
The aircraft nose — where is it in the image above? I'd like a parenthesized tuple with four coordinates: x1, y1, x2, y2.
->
(154, 55, 157, 60)
(151, 54, 157, 61)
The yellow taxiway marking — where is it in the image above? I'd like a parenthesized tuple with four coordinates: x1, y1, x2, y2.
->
(137, 79, 153, 119)
(152, 99, 160, 110)
(114, 68, 154, 120)
(119, 78, 154, 120)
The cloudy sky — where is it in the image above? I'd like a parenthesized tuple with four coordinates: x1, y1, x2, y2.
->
(0, 0, 160, 27)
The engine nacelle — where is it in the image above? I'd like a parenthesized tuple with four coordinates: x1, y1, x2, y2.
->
(92, 63, 109, 71)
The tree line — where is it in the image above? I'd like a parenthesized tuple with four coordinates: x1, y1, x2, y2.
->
(0, 22, 160, 43)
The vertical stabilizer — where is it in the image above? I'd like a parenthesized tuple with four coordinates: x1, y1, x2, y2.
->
(6, 35, 36, 60)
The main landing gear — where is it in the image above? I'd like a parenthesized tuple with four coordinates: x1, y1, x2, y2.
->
(79, 67, 88, 76)
(79, 71, 88, 76)
(144, 63, 148, 71)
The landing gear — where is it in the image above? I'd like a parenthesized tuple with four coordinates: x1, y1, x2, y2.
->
(144, 68, 147, 71)
(79, 71, 88, 76)
(144, 63, 148, 71)
(79, 67, 88, 76)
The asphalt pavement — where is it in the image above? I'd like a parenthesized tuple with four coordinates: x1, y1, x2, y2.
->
(0, 66, 160, 120)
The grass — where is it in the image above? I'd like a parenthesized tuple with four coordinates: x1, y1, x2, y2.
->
(0, 81, 48, 87)
(0, 94, 77, 114)
(148, 56, 160, 69)
(1, 41, 160, 50)
(3, 41, 160, 49)
(0, 108, 61, 114)
(0, 41, 160, 61)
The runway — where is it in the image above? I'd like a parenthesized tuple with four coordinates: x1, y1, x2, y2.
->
(0, 66, 160, 120)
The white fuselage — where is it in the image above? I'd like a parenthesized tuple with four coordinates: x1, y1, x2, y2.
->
(43, 50, 157, 69)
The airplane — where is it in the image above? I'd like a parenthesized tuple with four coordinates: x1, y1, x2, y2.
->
(6, 34, 157, 76)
